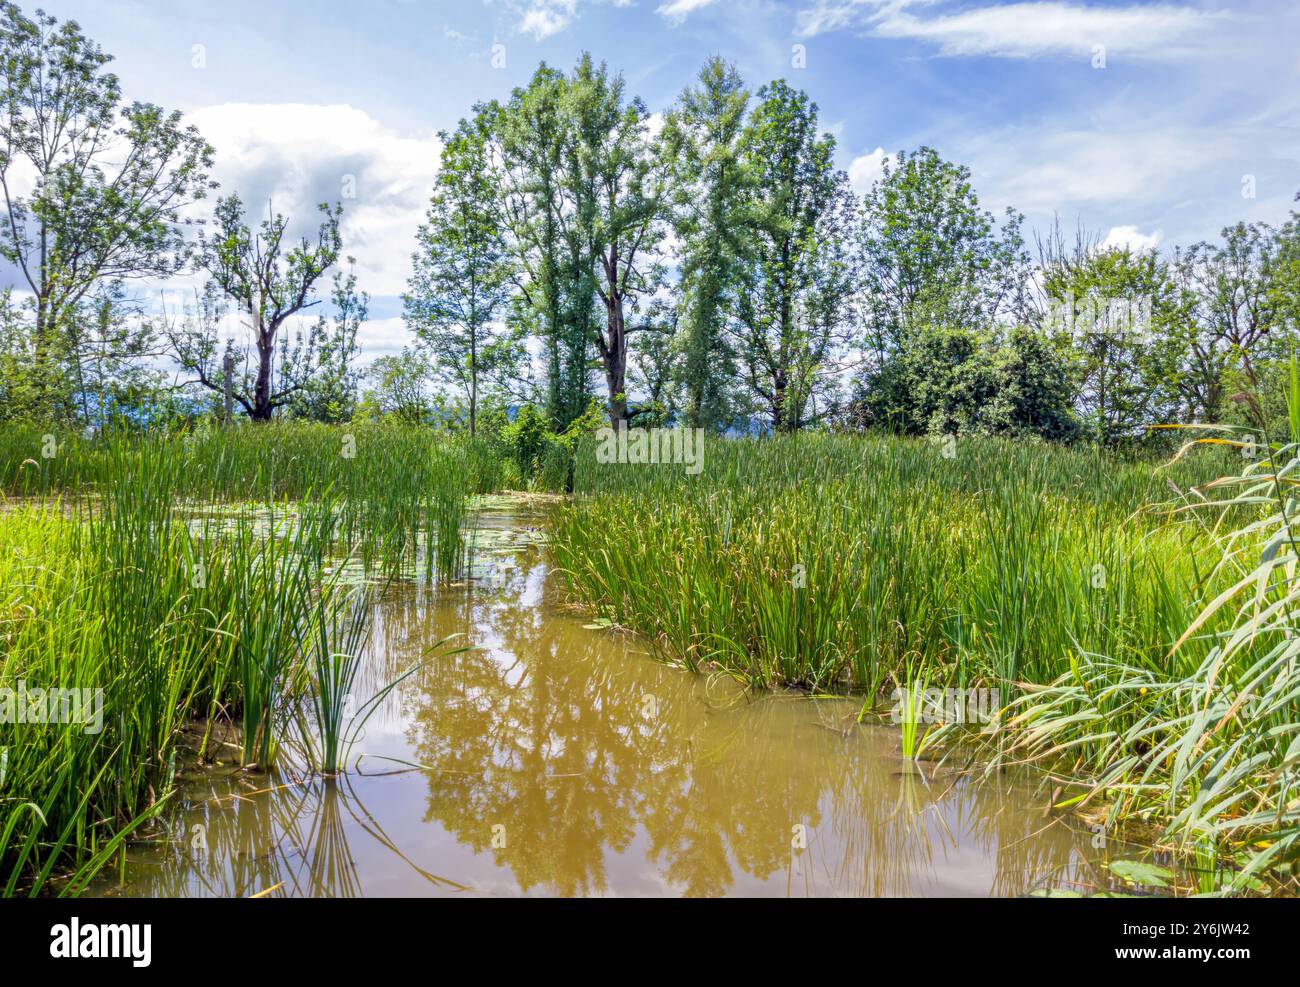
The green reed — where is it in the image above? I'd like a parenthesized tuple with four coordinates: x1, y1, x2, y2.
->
(299, 585, 373, 775)
(0, 422, 478, 894)
(556, 427, 1298, 891)
(556, 432, 1229, 695)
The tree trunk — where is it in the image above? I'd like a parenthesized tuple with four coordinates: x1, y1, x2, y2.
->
(252, 334, 274, 421)
(603, 292, 629, 429)
(772, 371, 788, 434)
(469, 316, 478, 436)
(469, 373, 478, 437)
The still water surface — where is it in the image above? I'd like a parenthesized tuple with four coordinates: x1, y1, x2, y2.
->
(92, 505, 1126, 897)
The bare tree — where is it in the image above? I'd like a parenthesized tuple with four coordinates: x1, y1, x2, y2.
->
(168, 194, 342, 421)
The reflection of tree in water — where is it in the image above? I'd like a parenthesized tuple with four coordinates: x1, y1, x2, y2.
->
(400, 561, 641, 895)
(386, 550, 1099, 897)
(109, 538, 1106, 898)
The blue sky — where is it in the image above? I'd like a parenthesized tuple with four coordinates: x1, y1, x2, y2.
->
(35, 0, 1300, 359)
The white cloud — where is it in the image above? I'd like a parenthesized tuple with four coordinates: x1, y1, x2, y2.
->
(516, 0, 578, 39)
(936, 118, 1300, 251)
(644, 111, 667, 141)
(188, 103, 441, 300)
(847, 146, 888, 194)
(1102, 225, 1163, 253)
(968, 127, 1222, 215)
(799, 1, 1227, 60)
(796, 0, 928, 39)
(878, 2, 1226, 59)
(657, 0, 721, 26)
(350, 316, 412, 364)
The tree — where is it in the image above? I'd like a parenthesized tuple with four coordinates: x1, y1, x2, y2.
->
(171, 194, 342, 421)
(361, 349, 433, 425)
(285, 261, 366, 423)
(661, 57, 750, 430)
(1175, 221, 1284, 420)
(68, 284, 170, 428)
(626, 295, 679, 427)
(858, 324, 1077, 440)
(1274, 196, 1300, 338)
(0, 2, 213, 418)
(1039, 227, 1188, 445)
(490, 57, 667, 431)
(0, 286, 45, 420)
(731, 80, 852, 433)
(562, 54, 666, 428)
(490, 66, 594, 430)
(405, 117, 517, 435)
(857, 146, 1029, 366)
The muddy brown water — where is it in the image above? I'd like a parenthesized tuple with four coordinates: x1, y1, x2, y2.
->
(89, 504, 1151, 898)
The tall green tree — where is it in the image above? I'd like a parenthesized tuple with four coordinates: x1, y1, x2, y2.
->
(0, 2, 213, 419)
(1176, 221, 1284, 421)
(69, 285, 170, 427)
(490, 66, 594, 430)
(661, 56, 750, 430)
(732, 80, 852, 433)
(627, 295, 680, 427)
(406, 118, 517, 435)
(562, 54, 666, 428)
(857, 146, 1029, 363)
(286, 261, 366, 423)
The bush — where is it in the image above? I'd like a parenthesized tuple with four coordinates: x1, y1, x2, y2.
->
(856, 325, 1078, 441)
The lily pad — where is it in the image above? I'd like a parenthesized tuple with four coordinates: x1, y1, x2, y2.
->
(1108, 859, 1175, 887)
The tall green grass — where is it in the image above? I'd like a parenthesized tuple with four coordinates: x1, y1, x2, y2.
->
(0, 423, 479, 894)
(556, 433, 1227, 693)
(554, 428, 1296, 891)
(0, 423, 480, 583)
(987, 405, 1300, 892)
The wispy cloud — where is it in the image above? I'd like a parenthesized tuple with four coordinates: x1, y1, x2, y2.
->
(657, 0, 722, 27)
(877, 2, 1228, 59)
(796, 0, 929, 39)
(798, 1, 1229, 61)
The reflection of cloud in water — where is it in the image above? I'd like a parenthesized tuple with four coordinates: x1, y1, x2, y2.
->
(91, 516, 1123, 898)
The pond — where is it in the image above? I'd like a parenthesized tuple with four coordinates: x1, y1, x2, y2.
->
(89, 503, 1152, 897)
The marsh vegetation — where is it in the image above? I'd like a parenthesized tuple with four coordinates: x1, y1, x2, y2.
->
(0, 2, 1297, 900)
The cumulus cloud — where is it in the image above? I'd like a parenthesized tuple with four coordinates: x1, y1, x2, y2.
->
(847, 146, 889, 194)
(515, 0, 578, 39)
(1102, 225, 1163, 252)
(188, 102, 441, 301)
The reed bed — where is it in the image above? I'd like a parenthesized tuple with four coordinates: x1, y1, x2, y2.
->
(554, 430, 1300, 891)
(0, 424, 476, 895)
(1, 423, 481, 582)
(986, 411, 1300, 894)
(557, 433, 1227, 692)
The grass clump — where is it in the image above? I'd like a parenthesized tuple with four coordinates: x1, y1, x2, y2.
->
(0, 423, 478, 894)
